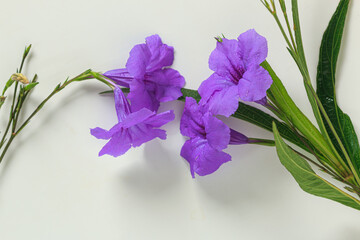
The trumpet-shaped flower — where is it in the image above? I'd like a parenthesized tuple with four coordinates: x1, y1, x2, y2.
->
(91, 87, 175, 157)
(180, 97, 250, 177)
(104, 35, 185, 112)
(198, 29, 272, 117)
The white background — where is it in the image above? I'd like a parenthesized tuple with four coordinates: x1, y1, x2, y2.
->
(1, 0, 360, 239)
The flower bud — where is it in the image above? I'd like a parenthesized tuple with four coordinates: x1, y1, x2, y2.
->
(11, 73, 29, 84)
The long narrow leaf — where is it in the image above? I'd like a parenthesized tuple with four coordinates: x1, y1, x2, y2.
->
(316, 0, 360, 175)
(273, 122, 360, 211)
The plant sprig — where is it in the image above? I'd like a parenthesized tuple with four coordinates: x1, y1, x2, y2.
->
(261, 0, 360, 208)
(0, 46, 95, 164)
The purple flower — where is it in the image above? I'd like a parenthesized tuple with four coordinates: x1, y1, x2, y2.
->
(104, 35, 185, 112)
(180, 97, 249, 177)
(198, 29, 273, 117)
(91, 87, 175, 157)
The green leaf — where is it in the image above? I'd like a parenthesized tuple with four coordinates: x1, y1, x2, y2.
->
(23, 82, 39, 91)
(180, 88, 312, 152)
(273, 122, 360, 211)
(2, 78, 14, 95)
(179, 88, 201, 102)
(261, 61, 340, 168)
(315, 0, 359, 174)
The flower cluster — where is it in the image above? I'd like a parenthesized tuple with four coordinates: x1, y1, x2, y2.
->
(92, 35, 184, 157)
(92, 30, 272, 177)
(180, 30, 272, 177)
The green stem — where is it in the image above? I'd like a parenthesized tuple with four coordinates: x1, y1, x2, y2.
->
(0, 82, 19, 149)
(15, 73, 92, 136)
(0, 135, 15, 164)
(248, 138, 275, 146)
(12, 90, 24, 132)
(0, 70, 93, 164)
(272, 14, 295, 52)
(0, 45, 32, 148)
(18, 45, 31, 74)
(283, 12, 296, 51)
(264, 99, 287, 122)
(0, 118, 12, 149)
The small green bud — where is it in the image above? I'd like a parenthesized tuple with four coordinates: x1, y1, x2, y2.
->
(23, 44, 32, 58)
(214, 36, 223, 43)
(11, 73, 29, 84)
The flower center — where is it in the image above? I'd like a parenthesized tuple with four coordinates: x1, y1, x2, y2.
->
(229, 66, 245, 84)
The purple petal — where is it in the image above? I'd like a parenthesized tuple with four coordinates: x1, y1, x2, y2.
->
(208, 38, 244, 80)
(90, 127, 112, 140)
(98, 129, 132, 157)
(180, 97, 206, 138)
(180, 138, 205, 178)
(128, 124, 167, 147)
(194, 144, 231, 177)
(128, 79, 160, 112)
(94, 112, 169, 157)
(126, 44, 151, 79)
(103, 68, 132, 88)
(238, 65, 272, 102)
(114, 87, 131, 121)
(203, 113, 230, 150)
(91, 122, 123, 140)
(120, 108, 155, 128)
(145, 35, 174, 72)
(180, 138, 231, 178)
(229, 129, 249, 145)
(148, 68, 185, 102)
(198, 74, 239, 117)
(198, 73, 231, 102)
(143, 110, 175, 127)
(237, 29, 268, 66)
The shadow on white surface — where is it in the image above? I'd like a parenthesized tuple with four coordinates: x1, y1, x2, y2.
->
(117, 141, 182, 196)
(0, 82, 107, 183)
(196, 146, 289, 206)
(340, 227, 360, 240)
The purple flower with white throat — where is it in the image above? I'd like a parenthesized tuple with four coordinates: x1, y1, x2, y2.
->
(91, 86, 175, 157)
(180, 97, 250, 177)
(198, 29, 272, 117)
(104, 34, 185, 112)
